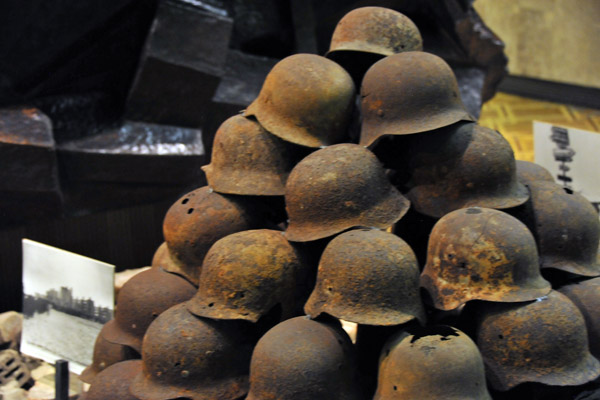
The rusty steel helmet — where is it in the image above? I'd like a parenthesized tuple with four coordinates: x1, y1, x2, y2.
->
(526, 181, 600, 277)
(130, 303, 256, 400)
(80, 324, 139, 384)
(202, 115, 309, 196)
(102, 267, 196, 353)
(285, 144, 410, 242)
(244, 54, 355, 148)
(359, 51, 474, 147)
(405, 122, 530, 218)
(246, 316, 362, 400)
(187, 229, 310, 323)
(374, 326, 491, 399)
(163, 186, 266, 285)
(304, 229, 426, 326)
(558, 277, 600, 358)
(328, 7, 422, 58)
(515, 160, 554, 186)
(421, 207, 551, 311)
(80, 360, 142, 400)
(476, 290, 600, 391)
(326, 7, 422, 86)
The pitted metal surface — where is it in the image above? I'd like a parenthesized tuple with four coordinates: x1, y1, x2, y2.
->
(285, 144, 410, 242)
(374, 326, 491, 399)
(421, 207, 551, 311)
(102, 267, 196, 353)
(131, 304, 256, 400)
(476, 290, 600, 391)
(526, 181, 600, 277)
(80, 360, 142, 400)
(187, 229, 310, 323)
(245, 54, 355, 148)
(163, 186, 268, 284)
(305, 228, 425, 326)
(360, 51, 473, 147)
(246, 316, 362, 400)
(203, 115, 309, 196)
(80, 324, 140, 384)
(406, 122, 529, 218)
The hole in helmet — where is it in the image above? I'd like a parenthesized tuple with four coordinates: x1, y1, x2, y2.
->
(182, 198, 189, 204)
(152, 312, 159, 318)
(208, 303, 214, 307)
(187, 208, 194, 214)
(498, 334, 504, 339)
(327, 287, 333, 292)
(448, 254, 454, 259)
(564, 188, 574, 195)
(458, 262, 467, 269)
(240, 292, 245, 298)
(174, 361, 181, 367)
(393, 386, 398, 391)
(409, 326, 459, 343)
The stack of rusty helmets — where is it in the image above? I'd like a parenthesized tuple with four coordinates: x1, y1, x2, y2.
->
(81, 5, 600, 400)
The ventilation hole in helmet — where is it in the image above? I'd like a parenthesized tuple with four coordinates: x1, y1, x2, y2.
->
(327, 287, 333, 292)
(448, 254, 454, 259)
(239, 292, 245, 298)
(152, 312, 159, 318)
(174, 362, 181, 367)
(564, 188, 574, 195)
(498, 334, 504, 339)
(393, 386, 397, 391)
(182, 198, 189, 204)
(187, 208, 194, 214)
(458, 262, 466, 269)
(208, 303, 214, 307)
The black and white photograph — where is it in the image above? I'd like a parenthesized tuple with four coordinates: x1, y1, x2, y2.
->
(20, 239, 115, 374)
(534, 121, 600, 213)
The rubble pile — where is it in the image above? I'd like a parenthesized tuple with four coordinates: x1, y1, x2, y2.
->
(81, 7, 599, 400)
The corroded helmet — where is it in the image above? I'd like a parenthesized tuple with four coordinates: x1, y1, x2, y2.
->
(374, 326, 492, 399)
(326, 7, 422, 85)
(304, 229, 426, 326)
(476, 290, 600, 391)
(421, 207, 551, 311)
(80, 324, 139, 384)
(526, 181, 600, 277)
(405, 122, 530, 218)
(244, 54, 355, 148)
(187, 229, 310, 323)
(515, 160, 554, 186)
(150, 242, 180, 273)
(285, 144, 410, 242)
(80, 360, 142, 400)
(202, 115, 309, 196)
(130, 304, 256, 400)
(360, 51, 474, 147)
(558, 277, 600, 358)
(163, 186, 266, 285)
(246, 316, 362, 400)
(102, 267, 196, 353)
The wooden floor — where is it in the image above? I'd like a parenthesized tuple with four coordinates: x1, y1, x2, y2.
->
(478, 92, 600, 162)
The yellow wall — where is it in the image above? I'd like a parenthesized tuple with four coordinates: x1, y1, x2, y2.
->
(474, 0, 600, 88)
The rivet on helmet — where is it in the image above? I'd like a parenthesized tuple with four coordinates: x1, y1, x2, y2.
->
(360, 51, 474, 147)
(285, 144, 410, 242)
(421, 207, 551, 311)
(305, 229, 425, 326)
